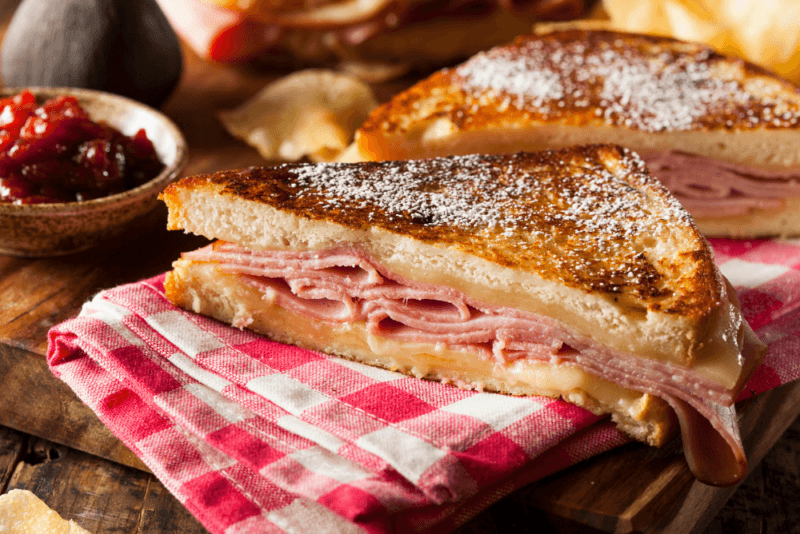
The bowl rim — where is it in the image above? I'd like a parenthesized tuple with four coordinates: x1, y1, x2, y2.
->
(0, 86, 188, 214)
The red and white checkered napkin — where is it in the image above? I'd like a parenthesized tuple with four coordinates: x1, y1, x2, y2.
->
(46, 238, 800, 534)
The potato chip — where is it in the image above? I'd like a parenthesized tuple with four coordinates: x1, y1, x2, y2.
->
(0, 489, 90, 534)
(602, 0, 800, 84)
(338, 60, 412, 84)
(334, 142, 364, 162)
(219, 69, 378, 162)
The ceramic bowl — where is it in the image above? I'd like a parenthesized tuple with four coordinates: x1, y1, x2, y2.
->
(0, 87, 188, 257)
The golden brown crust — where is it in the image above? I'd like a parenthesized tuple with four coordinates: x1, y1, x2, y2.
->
(358, 29, 800, 141)
(161, 145, 721, 320)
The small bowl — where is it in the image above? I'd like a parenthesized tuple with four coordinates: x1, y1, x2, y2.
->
(0, 87, 188, 257)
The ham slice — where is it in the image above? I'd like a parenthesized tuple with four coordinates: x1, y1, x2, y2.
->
(184, 241, 757, 485)
(641, 151, 800, 217)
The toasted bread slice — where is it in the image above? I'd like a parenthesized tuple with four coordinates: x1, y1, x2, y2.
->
(351, 29, 800, 237)
(162, 146, 765, 485)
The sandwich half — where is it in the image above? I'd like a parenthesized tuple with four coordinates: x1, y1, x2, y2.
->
(159, 0, 586, 75)
(161, 145, 764, 486)
(349, 29, 800, 238)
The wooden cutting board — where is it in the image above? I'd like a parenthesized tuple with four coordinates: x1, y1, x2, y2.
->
(0, 12, 799, 534)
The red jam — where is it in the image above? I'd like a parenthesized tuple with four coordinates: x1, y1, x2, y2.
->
(0, 90, 165, 204)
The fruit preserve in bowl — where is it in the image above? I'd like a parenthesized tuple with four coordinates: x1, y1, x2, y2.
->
(0, 87, 187, 257)
(0, 90, 166, 204)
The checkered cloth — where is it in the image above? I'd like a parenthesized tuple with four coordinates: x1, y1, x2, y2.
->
(47, 238, 800, 534)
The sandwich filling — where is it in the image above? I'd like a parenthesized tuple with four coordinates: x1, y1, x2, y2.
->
(183, 240, 762, 486)
(641, 151, 800, 217)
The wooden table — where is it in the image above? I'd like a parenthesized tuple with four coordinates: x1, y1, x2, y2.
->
(0, 3, 799, 533)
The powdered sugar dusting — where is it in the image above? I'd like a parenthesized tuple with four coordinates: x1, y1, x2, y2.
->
(459, 55, 565, 108)
(292, 154, 526, 235)
(284, 149, 689, 247)
(455, 32, 800, 132)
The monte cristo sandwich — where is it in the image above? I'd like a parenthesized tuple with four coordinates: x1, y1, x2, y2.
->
(160, 145, 765, 486)
(348, 28, 800, 238)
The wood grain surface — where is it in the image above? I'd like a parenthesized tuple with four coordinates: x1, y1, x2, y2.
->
(0, 427, 207, 533)
(0, 1, 798, 532)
